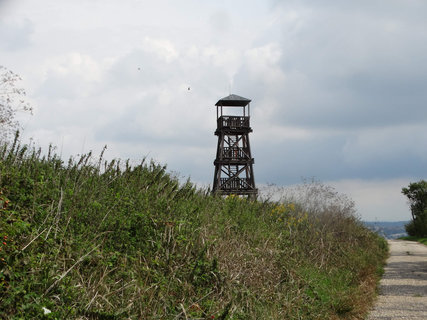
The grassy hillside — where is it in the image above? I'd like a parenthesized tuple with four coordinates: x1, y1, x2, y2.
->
(0, 136, 387, 319)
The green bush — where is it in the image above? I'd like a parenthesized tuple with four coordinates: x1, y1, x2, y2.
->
(402, 181, 427, 237)
(0, 137, 388, 319)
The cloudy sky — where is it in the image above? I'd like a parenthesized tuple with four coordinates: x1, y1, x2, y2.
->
(2, 0, 427, 221)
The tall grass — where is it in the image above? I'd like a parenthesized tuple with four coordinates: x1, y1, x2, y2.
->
(0, 136, 387, 319)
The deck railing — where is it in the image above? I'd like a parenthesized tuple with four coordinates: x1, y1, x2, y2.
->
(221, 147, 250, 160)
(217, 116, 250, 129)
(220, 177, 253, 190)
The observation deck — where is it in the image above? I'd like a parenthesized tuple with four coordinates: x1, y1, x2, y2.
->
(216, 116, 251, 131)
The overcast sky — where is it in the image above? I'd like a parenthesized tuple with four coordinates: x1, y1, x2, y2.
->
(2, 0, 427, 221)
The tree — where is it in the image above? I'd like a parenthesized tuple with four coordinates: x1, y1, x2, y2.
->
(0, 65, 32, 141)
(402, 180, 427, 237)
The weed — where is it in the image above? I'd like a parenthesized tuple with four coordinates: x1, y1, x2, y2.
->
(0, 140, 387, 319)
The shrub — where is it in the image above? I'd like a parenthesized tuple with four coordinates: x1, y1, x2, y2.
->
(0, 140, 387, 319)
(402, 181, 427, 237)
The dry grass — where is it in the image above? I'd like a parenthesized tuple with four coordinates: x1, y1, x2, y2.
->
(0, 138, 388, 319)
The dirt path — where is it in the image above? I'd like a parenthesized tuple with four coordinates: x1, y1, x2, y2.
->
(367, 240, 427, 320)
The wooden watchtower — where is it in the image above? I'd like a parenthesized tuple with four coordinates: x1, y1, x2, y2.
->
(212, 94, 257, 198)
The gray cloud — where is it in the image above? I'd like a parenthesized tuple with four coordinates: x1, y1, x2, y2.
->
(224, 0, 427, 187)
(243, 0, 427, 130)
(253, 127, 427, 185)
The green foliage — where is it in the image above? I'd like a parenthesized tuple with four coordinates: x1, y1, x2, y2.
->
(0, 139, 388, 319)
(399, 236, 427, 246)
(402, 180, 427, 237)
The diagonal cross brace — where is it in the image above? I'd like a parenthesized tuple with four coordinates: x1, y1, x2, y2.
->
(219, 165, 248, 188)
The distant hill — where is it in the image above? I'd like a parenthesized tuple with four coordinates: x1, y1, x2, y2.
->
(364, 221, 409, 239)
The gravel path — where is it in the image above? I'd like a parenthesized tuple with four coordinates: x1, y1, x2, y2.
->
(367, 240, 427, 320)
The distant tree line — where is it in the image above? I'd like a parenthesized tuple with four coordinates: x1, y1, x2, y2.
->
(402, 180, 427, 237)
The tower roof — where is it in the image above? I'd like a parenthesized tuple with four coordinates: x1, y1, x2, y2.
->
(215, 94, 251, 106)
